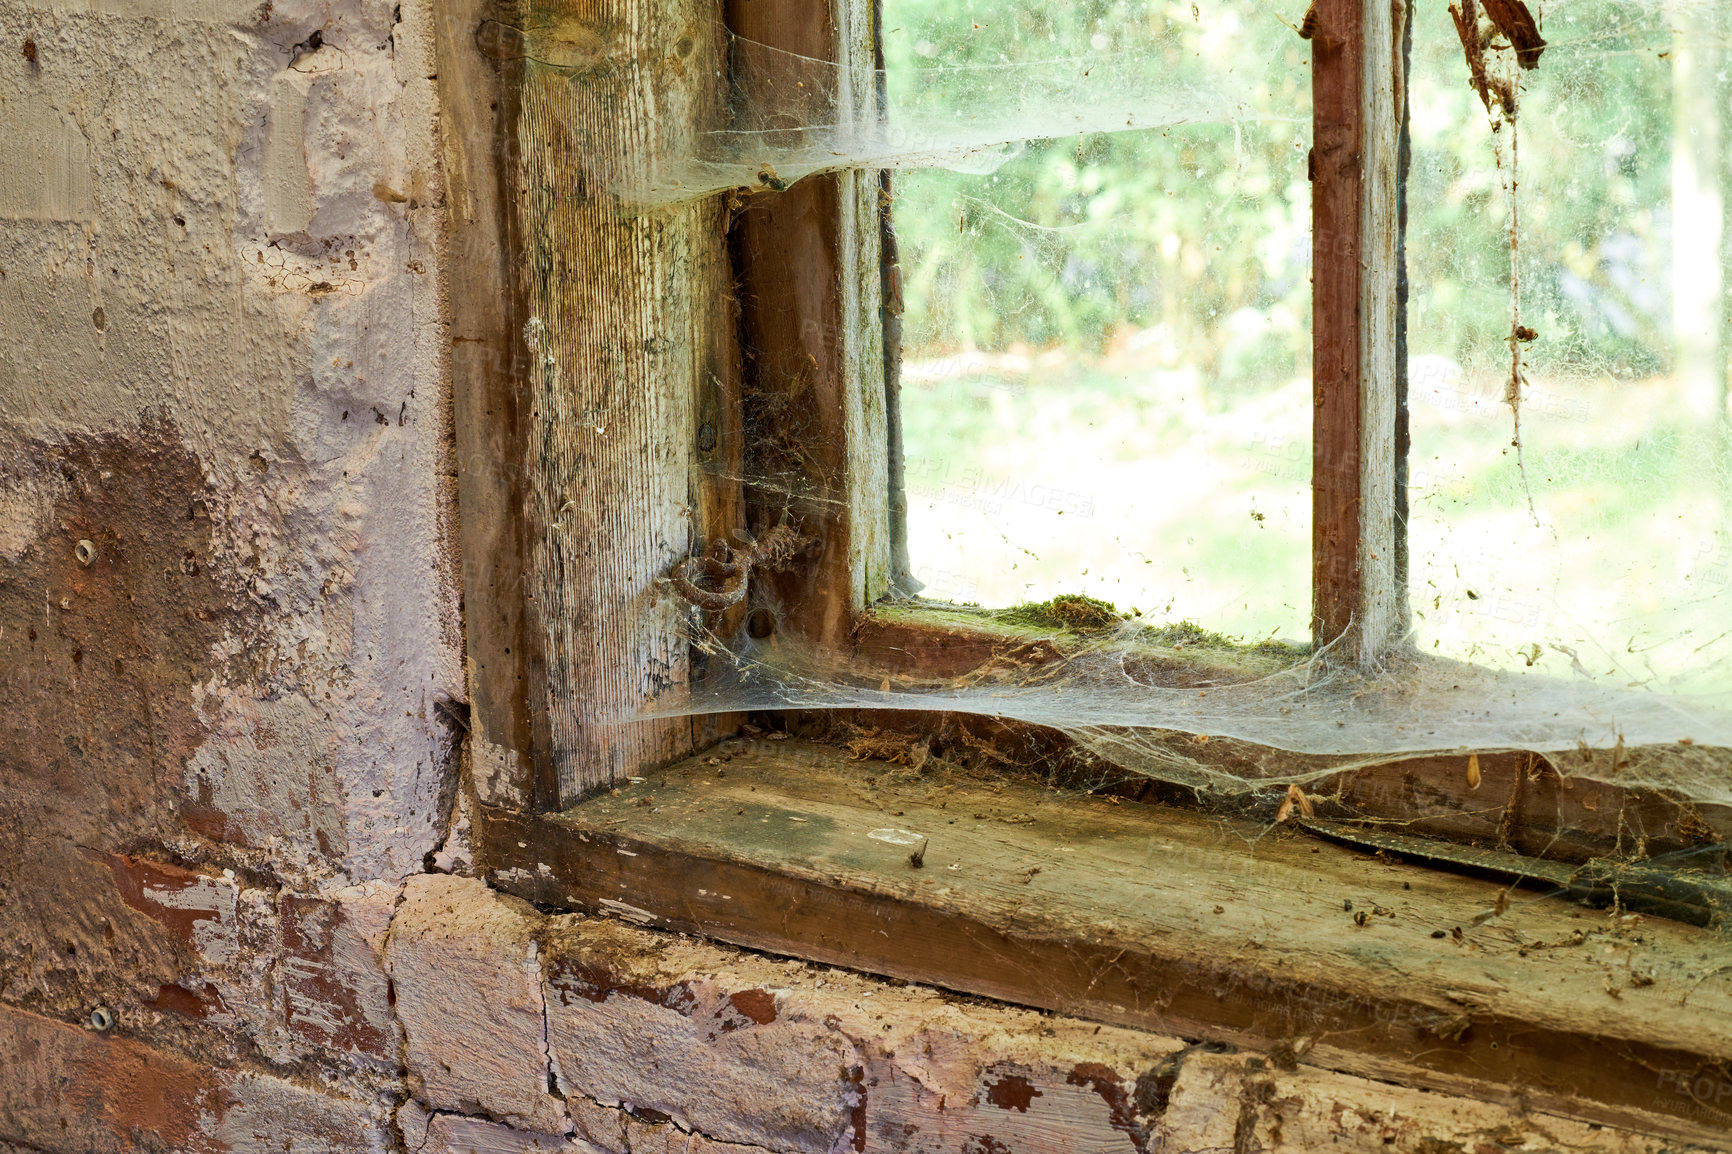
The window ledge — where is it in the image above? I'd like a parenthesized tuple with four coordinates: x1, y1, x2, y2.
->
(476, 738, 1732, 1143)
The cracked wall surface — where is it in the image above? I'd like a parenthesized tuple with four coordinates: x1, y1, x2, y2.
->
(384, 874, 1694, 1154)
(0, 0, 1726, 1149)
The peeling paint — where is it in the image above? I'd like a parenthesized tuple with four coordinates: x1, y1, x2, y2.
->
(0, 1003, 392, 1150)
(983, 1073, 1041, 1113)
(726, 988, 779, 1027)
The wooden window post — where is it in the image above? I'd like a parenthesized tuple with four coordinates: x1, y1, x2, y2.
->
(444, 0, 1413, 798)
(1312, 0, 1407, 666)
(441, 0, 740, 807)
(727, 0, 892, 651)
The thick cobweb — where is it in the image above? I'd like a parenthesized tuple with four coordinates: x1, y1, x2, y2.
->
(611, 14, 1272, 204)
(624, 0, 1732, 811)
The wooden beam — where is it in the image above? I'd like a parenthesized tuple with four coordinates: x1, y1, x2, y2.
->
(727, 0, 891, 650)
(434, 0, 543, 807)
(1312, 0, 1405, 665)
(519, 0, 742, 802)
(476, 739, 1732, 1143)
(442, 0, 743, 804)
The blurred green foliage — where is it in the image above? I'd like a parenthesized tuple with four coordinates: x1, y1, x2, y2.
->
(877, 0, 1731, 679)
(882, 0, 1695, 386)
(885, 0, 1311, 386)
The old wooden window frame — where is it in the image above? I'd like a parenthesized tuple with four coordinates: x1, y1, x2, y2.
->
(445, 0, 1401, 809)
(439, 0, 1732, 1141)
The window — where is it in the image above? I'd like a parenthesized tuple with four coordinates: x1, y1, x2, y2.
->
(446, 0, 1732, 1138)
(1406, 0, 1728, 699)
(659, 0, 1729, 794)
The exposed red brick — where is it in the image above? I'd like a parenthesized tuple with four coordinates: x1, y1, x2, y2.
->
(102, 854, 231, 952)
(0, 1003, 213, 1150)
(725, 988, 777, 1026)
(1067, 1062, 1150, 1153)
(0, 1003, 387, 1151)
(0, 425, 250, 1024)
(985, 1073, 1042, 1113)
(847, 1065, 867, 1154)
(144, 982, 226, 1019)
(279, 893, 394, 1060)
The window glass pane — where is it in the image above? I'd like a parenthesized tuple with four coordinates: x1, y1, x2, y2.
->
(1406, 0, 1732, 699)
(885, 0, 1312, 641)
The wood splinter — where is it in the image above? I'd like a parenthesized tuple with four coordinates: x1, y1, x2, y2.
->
(1275, 783, 1316, 824)
(1480, 0, 1546, 69)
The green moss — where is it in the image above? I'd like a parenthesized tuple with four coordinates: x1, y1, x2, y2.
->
(992, 595, 1126, 633)
(1140, 620, 1310, 659)
(874, 598, 1310, 673)
(1139, 620, 1236, 648)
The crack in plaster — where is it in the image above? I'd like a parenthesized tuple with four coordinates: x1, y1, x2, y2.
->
(529, 937, 572, 1117)
(524, 938, 786, 1153)
(587, 1087, 789, 1154)
(381, 896, 414, 1154)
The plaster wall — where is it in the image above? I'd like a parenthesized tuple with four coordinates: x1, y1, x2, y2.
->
(0, 0, 460, 1139)
(0, 0, 461, 889)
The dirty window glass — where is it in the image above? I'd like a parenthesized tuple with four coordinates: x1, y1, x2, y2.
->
(884, 0, 1313, 641)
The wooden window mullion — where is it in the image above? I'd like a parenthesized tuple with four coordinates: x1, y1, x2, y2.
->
(1312, 0, 1407, 665)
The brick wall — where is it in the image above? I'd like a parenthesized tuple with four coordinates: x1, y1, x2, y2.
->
(383, 874, 1680, 1154)
(0, 863, 1700, 1151)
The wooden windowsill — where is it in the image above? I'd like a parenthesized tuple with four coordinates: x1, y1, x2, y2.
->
(476, 737, 1732, 1143)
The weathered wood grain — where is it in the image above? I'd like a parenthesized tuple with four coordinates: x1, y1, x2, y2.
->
(851, 603, 1299, 684)
(478, 739, 1732, 1143)
(1329, 748, 1731, 862)
(826, 604, 1732, 860)
(513, 0, 738, 801)
(1312, 0, 1405, 666)
(435, 0, 543, 806)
